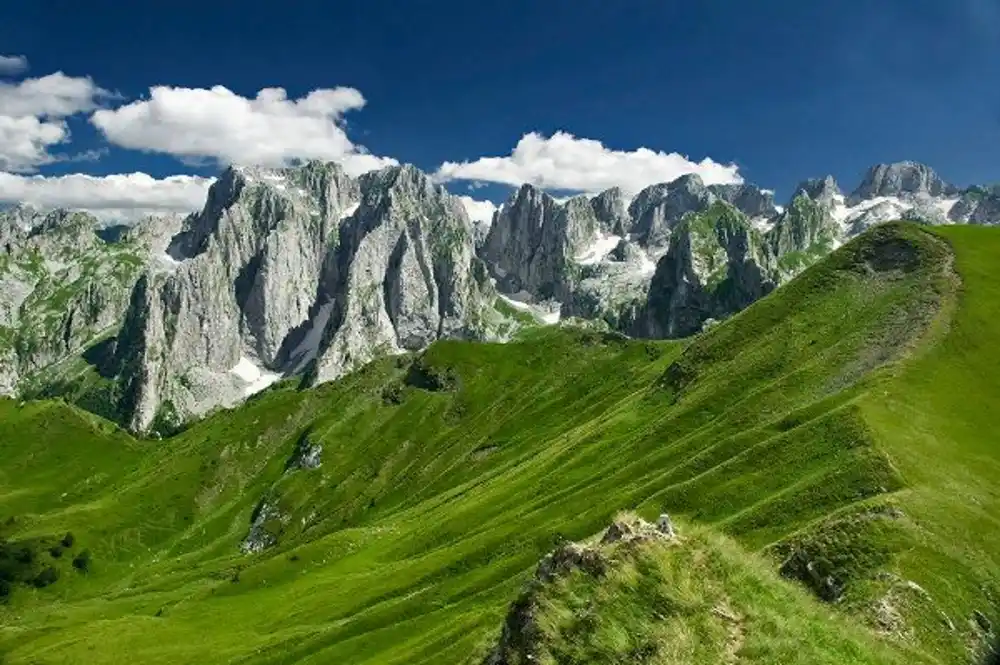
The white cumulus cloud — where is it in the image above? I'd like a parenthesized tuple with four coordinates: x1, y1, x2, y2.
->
(0, 72, 108, 118)
(91, 85, 397, 176)
(0, 54, 29, 76)
(0, 72, 110, 172)
(435, 131, 742, 196)
(457, 195, 497, 224)
(0, 115, 69, 172)
(0, 171, 213, 221)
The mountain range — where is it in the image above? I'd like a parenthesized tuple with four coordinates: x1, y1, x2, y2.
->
(2, 159, 999, 433)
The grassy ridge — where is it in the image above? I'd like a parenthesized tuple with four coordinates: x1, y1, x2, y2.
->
(0, 223, 996, 664)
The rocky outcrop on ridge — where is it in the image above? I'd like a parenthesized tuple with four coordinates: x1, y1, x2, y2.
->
(484, 514, 677, 665)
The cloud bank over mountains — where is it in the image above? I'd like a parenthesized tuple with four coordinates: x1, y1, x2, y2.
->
(435, 131, 742, 197)
(0, 55, 743, 220)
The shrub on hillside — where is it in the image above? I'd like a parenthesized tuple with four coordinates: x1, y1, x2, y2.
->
(72, 549, 91, 573)
(33, 566, 59, 588)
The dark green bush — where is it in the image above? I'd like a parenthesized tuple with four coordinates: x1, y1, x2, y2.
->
(72, 549, 91, 573)
(33, 566, 59, 588)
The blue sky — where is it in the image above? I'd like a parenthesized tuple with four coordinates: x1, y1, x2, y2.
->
(1, 0, 998, 219)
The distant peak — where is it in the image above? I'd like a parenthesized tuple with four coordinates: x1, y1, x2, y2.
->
(852, 161, 956, 201)
(793, 175, 841, 203)
(593, 186, 624, 200)
(672, 173, 706, 189)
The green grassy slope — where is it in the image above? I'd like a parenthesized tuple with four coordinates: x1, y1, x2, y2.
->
(0, 223, 996, 664)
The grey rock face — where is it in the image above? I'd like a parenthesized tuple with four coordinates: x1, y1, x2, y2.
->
(478, 175, 781, 337)
(846, 201, 912, 236)
(311, 164, 499, 385)
(590, 187, 631, 235)
(481, 185, 661, 328)
(635, 202, 777, 338)
(287, 433, 322, 470)
(794, 176, 842, 205)
(628, 176, 778, 250)
(0, 209, 27, 251)
(241, 500, 282, 554)
(767, 193, 840, 278)
(563, 239, 654, 330)
(949, 186, 1000, 225)
(629, 174, 712, 250)
(114, 162, 504, 431)
(709, 183, 778, 219)
(480, 185, 599, 300)
(114, 162, 362, 431)
(852, 161, 958, 201)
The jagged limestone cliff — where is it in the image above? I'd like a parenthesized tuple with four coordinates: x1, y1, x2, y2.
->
(310, 165, 500, 385)
(113, 162, 506, 432)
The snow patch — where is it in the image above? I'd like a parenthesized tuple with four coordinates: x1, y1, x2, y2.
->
(935, 197, 960, 220)
(339, 202, 360, 221)
(498, 293, 562, 325)
(575, 231, 622, 265)
(540, 308, 562, 325)
(229, 356, 282, 396)
(750, 216, 775, 233)
(155, 251, 181, 272)
(288, 301, 335, 373)
(831, 194, 906, 230)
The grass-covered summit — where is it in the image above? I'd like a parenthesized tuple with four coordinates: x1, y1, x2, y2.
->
(0, 222, 997, 664)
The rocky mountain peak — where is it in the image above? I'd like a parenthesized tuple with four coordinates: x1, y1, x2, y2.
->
(794, 176, 841, 204)
(480, 182, 588, 300)
(852, 161, 957, 201)
(28, 209, 97, 235)
(628, 175, 711, 249)
(708, 183, 778, 219)
(107, 159, 508, 432)
(361, 163, 428, 192)
(635, 200, 776, 338)
(672, 173, 707, 191)
(590, 187, 630, 235)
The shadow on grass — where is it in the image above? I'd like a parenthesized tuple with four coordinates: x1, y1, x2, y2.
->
(985, 637, 999, 665)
